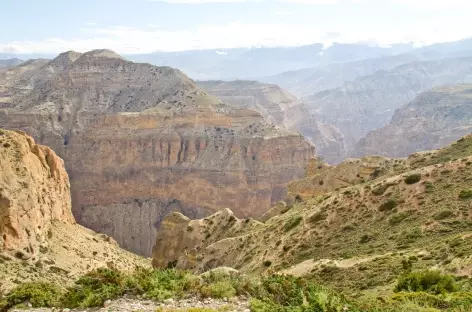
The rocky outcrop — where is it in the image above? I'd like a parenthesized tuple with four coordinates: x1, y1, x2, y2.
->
(0, 129, 148, 291)
(197, 80, 347, 163)
(152, 208, 264, 271)
(287, 156, 402, 199)
(0, 129, 73, 258)
(0, 50, 314, 256)
(353, 84, 472, 158)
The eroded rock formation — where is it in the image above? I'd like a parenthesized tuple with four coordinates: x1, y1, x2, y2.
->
(0, 129, 73, 258)
(0, 50, 315, 256)
(152, 208, 263, 271)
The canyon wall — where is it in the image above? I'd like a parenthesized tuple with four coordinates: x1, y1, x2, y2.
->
(0, 50, 314, 256)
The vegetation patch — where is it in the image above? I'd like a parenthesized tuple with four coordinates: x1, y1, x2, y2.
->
(433, 209, 455, 220)
(389, 212, 410, 225)
(394, 270, 458, 294)
(309, 210, 328, 224)
(1, 283, 62, 310)
(284, 216, 303, 232)
(379, 199, 398, 211)
(459, 189, 472, 199)
(404, 173, 422, 185)
(372, 182, 395, 196)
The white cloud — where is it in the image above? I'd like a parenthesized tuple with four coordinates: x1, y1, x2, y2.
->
(1, 11, 471, 55)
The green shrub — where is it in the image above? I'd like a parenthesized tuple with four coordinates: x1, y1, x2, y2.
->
(284, 216, 303, 232)
(390, 291, 472, 310)
(379, 199, 398, 211)
(263, 260, 272, 267)
(2, 283, 63, 309)
(200, 281, 236, 298)
(131, 267, 198, 301)
(424, 181, 434, 193)
(63, 268, 126, 308)
(433, 209, 454, 220)
(250, 275, 350, 311)
(401, 228, 423, 242)
(309, 210, 327, 224)
(250, 298, 277, 312)
(459, 189, 472, 199)
(391, 291, 449, 308)
(404, 174, 422, 185)
(389, 211, 412, 225)
(372, 183, 394, 196)
(62, 267, 201, 307)
(359, 234, 372, 244)
(394, 270, 458, 294)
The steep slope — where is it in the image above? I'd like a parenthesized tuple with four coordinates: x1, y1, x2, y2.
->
(0, 130, 148, 292)
(304, 57, 472, 151)
(152, 135, 472, 297)
(353, 84, 472, 158)
(197, 80, 347, 163)
(0, 50, 314, 256)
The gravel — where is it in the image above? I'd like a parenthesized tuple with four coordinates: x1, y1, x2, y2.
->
(10, 296, 251, 312)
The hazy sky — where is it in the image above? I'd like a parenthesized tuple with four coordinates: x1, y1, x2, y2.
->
(1, 0, 471, 54)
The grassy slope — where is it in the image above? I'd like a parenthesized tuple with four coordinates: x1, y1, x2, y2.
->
(196, 134, 472, 300)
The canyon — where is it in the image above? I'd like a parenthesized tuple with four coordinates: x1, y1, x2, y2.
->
(0, 50, 314, 256)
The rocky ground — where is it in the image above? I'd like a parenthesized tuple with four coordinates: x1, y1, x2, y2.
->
(11, 296, 251, 312)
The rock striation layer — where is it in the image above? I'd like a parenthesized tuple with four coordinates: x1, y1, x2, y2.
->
(197, 80, 347, 163)
(0, 50, 315, 256)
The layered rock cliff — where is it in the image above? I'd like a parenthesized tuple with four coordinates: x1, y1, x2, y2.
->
(197, 80, 347, 163)
(353, 84, 472, 158)
(0, 50, 315, 256)
(0, 129, 148, 291)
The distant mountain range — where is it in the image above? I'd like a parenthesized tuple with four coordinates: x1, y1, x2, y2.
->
(303, 57, 472, 153)
(128, 42, 415, 80)
(3, 37, 472, 164)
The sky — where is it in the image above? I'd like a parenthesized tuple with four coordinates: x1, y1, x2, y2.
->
(1, 0, 472, 54)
